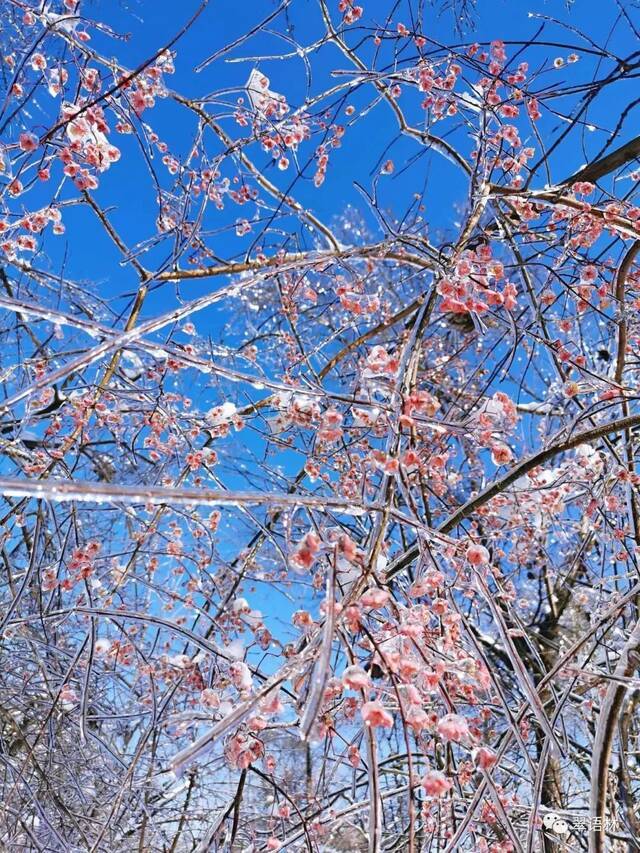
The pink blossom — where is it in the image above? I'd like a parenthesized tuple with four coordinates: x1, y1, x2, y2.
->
(31, 53, 47, 71)
(422, 769, 452, 797)
(200, 689, 220, 709)
(466, 543, 490, 566)
(19, 132, 38, 152)
(229, 661, 252, 692)
(361, 700, 394, 729)
(473, 746, 497, 769)
(341, 744, 358, 769)
(342, 665, 371, 691)
(437, 713, 470, 743)
(405, 705, 430, 732)
(224, 731, 264, 769)
(360, 588, 390, 608)
(491, 443, 513, 466)
(290, 531, 322, 572)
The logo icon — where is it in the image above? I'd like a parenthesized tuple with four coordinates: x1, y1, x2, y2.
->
(542, 813, 570, 835)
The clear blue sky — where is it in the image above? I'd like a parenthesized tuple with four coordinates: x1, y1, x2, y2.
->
(60, 0, 640, 322)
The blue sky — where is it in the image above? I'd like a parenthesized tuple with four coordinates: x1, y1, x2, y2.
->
(58, 0, 640, 323)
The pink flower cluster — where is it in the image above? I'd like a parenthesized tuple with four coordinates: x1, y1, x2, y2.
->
(437, 246, 518, 316)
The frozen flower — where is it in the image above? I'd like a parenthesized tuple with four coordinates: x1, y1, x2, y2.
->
(342, 665, 371, 691)
(361, 700, 394, 729)
(360, 588, 390, 609)
(437, 713, 470, 743)
(465, 543, 490, 566)
(473, 746, 497, 769)
(422, 769, 452, 796)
